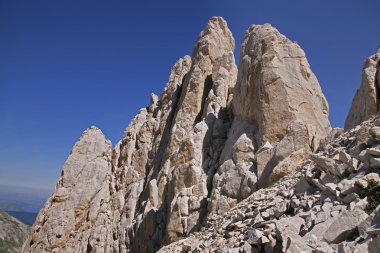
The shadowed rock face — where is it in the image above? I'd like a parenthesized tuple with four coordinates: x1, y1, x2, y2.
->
(157, 114, 380, 253)
(23, 17, 333, 253)
(345, 48, 380, 130)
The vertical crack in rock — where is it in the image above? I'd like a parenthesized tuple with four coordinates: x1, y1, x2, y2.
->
(23, 126, 113, 253)
(376, 60, 380, 111)
(194, 75, 213, 124)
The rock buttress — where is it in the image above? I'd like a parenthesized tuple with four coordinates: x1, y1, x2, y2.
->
(209, 24, 331, 214)
(345, 47, 380, 130)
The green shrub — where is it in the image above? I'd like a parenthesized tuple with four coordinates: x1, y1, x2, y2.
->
(247, 157, 258, 166)
(358, 179, 380, 214)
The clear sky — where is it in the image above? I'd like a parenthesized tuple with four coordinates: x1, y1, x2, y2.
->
(0, 0, 379, 192)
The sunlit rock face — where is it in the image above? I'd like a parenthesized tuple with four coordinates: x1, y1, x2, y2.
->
(23, 126, 113, 253)
(345, 47, 380, 130)
(0, 210, 29, 253)
(23, 17, 334, 253)
(209, 23, 331, 214)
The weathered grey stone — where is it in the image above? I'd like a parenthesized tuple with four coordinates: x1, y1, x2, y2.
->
(338, 150, 351, 164)
(25, 17, 378, 253)
(23, 126, 113, 253)
(367, 148, 380, 156)
(324, 209, 369, 243)
(370, 157, 380, 170)
(310, 154, 348, 176)
(345, 48, 380, 130)
(247, 229, 263, 245)
(369, 126, 380, 139)
(356, 173, 380, 188)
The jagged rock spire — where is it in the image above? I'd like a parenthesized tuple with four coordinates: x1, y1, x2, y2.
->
(24, 17, 334, 253)
(23, 127, 113, 253)
(209, 23, 331, 214)
(345, 47, 380, 130)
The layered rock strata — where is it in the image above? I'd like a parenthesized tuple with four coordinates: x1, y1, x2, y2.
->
(23, 17, 332, 253)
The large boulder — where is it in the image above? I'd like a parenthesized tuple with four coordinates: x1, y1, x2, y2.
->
(25, 18, 334, 253)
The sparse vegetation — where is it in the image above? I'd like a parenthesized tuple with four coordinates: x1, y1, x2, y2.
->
(213, 224, 223, 234)
(247, 157, 258, 166)
(358, 179, 380, 214)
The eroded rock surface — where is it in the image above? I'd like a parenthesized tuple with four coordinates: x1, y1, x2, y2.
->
(158, 115, 380, 253)
(23, 126, 113, 253)
(24, 17, 339, 253)
(345, 47, 380, 130)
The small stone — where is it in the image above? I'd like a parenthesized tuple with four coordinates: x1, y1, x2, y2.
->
(261, 212, 270, 220)
(356, 173, 380, 188)
(369, 126, 380, 139)
(342, 193, 359, 204)
(367, 148, 380, 156)
(247, 229, 263, 245)
(338, 151, 351, 164)
(339, 179, 358, 195)
(369, 157, 380, 170)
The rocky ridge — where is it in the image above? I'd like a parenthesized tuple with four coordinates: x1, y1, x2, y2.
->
(345, 47, 380, 130)
(22, 17, 379, 253)
(158, 115, 380, 252)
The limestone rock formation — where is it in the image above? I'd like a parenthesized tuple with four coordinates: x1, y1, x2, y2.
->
(24, 17, 335, 253)
(0, 209, 29, 253)
(208, 24, 331, 214)
(23, 126, 113, 253)
(158, 115, 380, 253)
(345, 47, 380, 130)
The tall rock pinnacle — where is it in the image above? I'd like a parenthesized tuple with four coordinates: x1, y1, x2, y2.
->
(345, 47, 380, 130)
(209, 24, 331, 214)
(23, 17, 333, 253)
(24, 126, 113, 253)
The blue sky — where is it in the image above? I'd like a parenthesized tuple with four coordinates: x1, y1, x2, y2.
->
(0, 0, 379, 192)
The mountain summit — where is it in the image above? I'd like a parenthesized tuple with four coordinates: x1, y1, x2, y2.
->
(21, 17, 380, 253)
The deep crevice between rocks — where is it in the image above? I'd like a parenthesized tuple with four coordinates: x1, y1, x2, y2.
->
(129, 75, 188, 253)
(194, 75, 213, 125)
(86, 239, 93, 253)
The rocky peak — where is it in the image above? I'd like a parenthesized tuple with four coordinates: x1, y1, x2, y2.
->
(158, 114, 380, 253)
(208, 23, 331, 215)
(23, 126, 112, 253)
(23, 17, 339, 253)
(191, 17, 235, 62)
(345, 47, 380, 130)
(234, 23, 330, 146)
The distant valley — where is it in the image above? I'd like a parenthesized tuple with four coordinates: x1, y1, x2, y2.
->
(0, 184, 51, 225)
